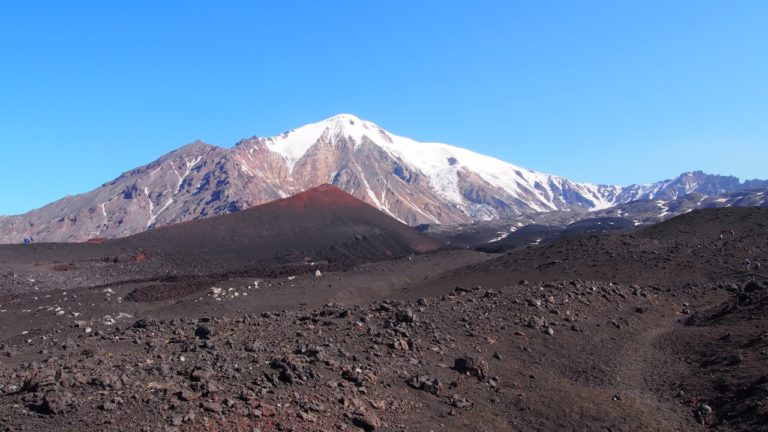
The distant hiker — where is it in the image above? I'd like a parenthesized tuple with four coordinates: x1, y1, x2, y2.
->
(755, 260, 762, 274)
(729, 230, 736, 239)
(745, 258, 753, 273)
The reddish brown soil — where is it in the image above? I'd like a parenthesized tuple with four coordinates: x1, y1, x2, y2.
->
(82, 238, 109, 245)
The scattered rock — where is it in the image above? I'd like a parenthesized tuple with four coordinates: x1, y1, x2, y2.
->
(407, 375, 442, 395)
(201, 401, 223, 413)
(99, 401, 117, 411)
(23, 368, 57, 392)
(449, 394, 472, 409)
(90, 372, 122, 389)
(195, 324, 213, 339)
(392, 338, 410, 351)
(395, 308, 415, 323)
(40, 390, 72, 415)
(177, 389, 201, 401)
(454, 355, 488, 381)
(298, 411, 317, 422)
(342, 369, 365, 387)
(352, 413, 381, 431)
(190, 367, 213, 382)
(526, 298, 542, 309)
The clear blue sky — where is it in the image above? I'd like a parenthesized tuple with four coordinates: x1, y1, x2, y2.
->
(1, 1, 766, 215)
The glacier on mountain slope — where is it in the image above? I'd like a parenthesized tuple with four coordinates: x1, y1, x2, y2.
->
(262, 114, 623, 214)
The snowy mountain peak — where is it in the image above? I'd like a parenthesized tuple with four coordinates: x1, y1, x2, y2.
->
(263, 114, 388, 171)
(325, 113, 365, 124)
(289, 114, 381, 139)
(319, 113, 384, 141)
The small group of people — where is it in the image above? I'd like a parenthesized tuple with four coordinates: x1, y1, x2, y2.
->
(745, 258, 762, 274)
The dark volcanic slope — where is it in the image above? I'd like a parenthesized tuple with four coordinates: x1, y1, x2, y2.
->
(475, 217, 636, 253)
(121, 183, 441, 269)
(0, 185, 441, 294)
(443, 207, 768, 289)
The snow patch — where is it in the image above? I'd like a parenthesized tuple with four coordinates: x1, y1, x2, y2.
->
(174, 156, 202, 192)
(146, 190, 174, 229)
(488, 232, 511, 243)
(240, 165, 254, 176)
(144, 187, 153, 215)
(656, 200, 669, 217)
(487, 225, 519, 243)
(353, 161, 383, 209)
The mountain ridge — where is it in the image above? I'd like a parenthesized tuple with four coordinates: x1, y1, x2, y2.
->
(1, 114, 765, 243)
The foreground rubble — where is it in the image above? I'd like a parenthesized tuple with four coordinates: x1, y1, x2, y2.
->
(2, 278, 765, 431)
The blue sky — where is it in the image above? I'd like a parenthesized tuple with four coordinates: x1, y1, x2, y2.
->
(1, 1, 766, 215)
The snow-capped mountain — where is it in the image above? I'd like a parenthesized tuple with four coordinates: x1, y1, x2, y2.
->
(0, 114, 765, 243)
